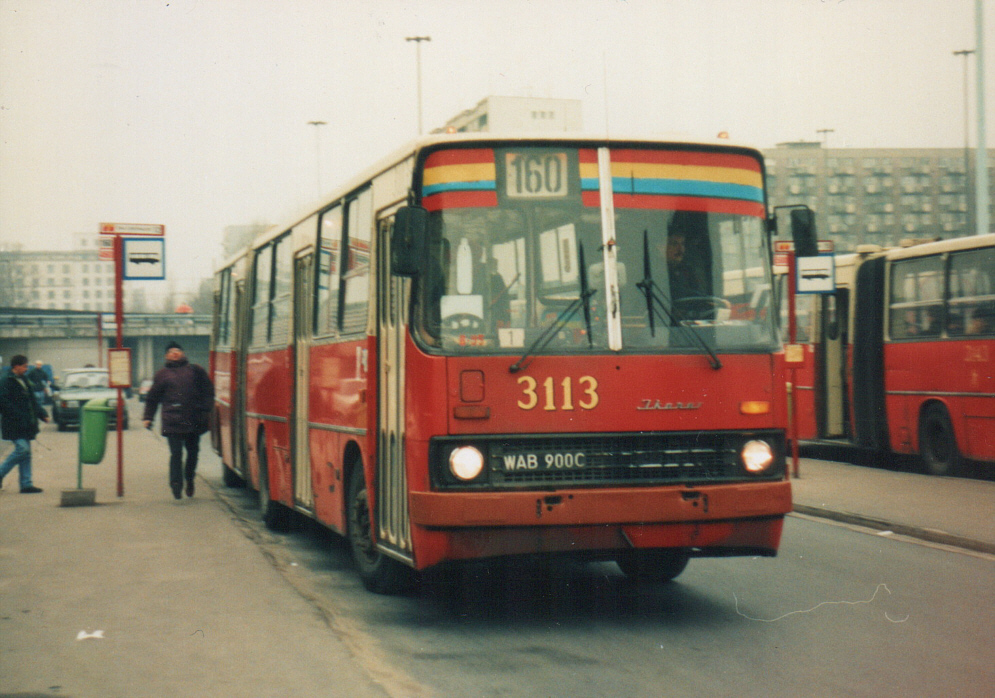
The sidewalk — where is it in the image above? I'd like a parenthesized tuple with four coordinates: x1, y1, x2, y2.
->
(0, 421, 389, 698)
(790, 456, 995, 555)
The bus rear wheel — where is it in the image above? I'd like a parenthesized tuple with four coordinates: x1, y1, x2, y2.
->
(616, 549, 690, 582)
(347, 468, 415, 595)
(222, 464, 244, 488)
(919, 404, 961, 476)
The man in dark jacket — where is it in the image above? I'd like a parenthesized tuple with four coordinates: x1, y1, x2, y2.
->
(143, 342, 214, 500)
(0, 355, 49, 493)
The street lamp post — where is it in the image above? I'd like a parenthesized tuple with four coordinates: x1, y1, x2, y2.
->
(953, 49, 975, 236)
(405, 36, 431, 135)
(816, 129, 834, 237)
(307, 120, 327, 199)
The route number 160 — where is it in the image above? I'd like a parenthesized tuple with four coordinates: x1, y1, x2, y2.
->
(505, 152, 568, 198)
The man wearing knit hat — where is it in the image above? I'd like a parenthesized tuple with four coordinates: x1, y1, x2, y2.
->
(142, 341, 214, 499)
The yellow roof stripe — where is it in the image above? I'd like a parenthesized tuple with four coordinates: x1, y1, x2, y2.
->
(423, 162, 496, 186)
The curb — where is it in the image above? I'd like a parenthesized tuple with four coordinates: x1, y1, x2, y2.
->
(792, 504, 995, 556)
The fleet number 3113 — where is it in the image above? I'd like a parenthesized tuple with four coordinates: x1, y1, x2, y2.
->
(517, 375, 599, 411)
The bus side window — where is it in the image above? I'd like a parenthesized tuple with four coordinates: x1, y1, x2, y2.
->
(889, 256, 943, 339)
(949, 249, 995, 337)
(316, 205, 343, 337)
(250, 244, 273, 347)
(342, 189, 373, 334)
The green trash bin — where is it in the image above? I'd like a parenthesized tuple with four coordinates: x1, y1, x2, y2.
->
(79, 397, 114, 465)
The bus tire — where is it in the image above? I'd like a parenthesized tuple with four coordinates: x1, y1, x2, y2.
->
(347, 468, 415, 595)
(222, 464, 244, 488)
(258, 432, 293, 532)
(616, 550, 690, 582)
(919, 403, 961, 476)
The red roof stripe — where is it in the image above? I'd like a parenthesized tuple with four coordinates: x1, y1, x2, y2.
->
(424, 148, 496, 168)
(422, 190, 499, 211)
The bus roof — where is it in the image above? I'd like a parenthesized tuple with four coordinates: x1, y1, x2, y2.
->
(229, 131, 767, 264)
(884, 232, 995, 261)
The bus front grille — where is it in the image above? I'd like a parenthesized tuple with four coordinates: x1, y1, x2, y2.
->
(430, 431, 784, 490)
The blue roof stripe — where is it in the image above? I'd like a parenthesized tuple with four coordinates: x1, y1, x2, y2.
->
(612, 177, 763, 203)
(422, 180, 497, 197)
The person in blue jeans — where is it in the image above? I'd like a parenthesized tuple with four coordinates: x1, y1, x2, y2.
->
(0, 354, 49, 493)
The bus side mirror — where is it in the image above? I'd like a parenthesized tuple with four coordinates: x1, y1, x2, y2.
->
(391, 205, 428, 277)
(789, 207, 818, 257)
(771, 205, 819, 257)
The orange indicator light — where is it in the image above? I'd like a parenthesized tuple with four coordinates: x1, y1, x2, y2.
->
(740, 401, 770, 415)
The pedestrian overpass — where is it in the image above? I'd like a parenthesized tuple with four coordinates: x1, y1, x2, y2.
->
(0, 311, 211, 384)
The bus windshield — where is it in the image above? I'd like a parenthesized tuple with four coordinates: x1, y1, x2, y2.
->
(414, 145, 777, 356)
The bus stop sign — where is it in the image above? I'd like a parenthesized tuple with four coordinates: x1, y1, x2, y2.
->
(796, 255, 835, 294)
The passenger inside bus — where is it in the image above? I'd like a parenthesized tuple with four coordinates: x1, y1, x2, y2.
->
(967, 305, 994, 335)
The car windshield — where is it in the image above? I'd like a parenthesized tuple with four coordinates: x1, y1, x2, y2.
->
(64, 372, 109, 389)
(413, 144, 777, 356)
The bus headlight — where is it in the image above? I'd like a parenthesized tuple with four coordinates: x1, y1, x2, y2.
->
(742, 440, 774, 474)
(449, 446, 485, 481)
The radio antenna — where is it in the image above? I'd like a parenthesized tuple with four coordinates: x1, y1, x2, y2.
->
(602, 51, 611, 137)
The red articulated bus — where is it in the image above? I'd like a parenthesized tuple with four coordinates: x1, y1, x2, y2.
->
(211, 133, 793, 593)
(784, 233, 995, 475)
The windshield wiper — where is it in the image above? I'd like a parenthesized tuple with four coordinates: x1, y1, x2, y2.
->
(510, 242, 596, 374)
(635, 230, 722, 370)
(578, 243, 594, 347)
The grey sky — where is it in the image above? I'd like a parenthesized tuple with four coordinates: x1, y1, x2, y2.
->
(1, 0, 991, 289)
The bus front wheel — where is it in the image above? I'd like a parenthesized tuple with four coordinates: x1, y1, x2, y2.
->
(919, 403, 961, 476)
(616, 549, 690, 582)
(347, 468, 415, 595)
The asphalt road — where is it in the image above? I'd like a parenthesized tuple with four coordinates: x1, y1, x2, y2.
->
(214, 467, 995, 698)
(2, 416, 992, 697)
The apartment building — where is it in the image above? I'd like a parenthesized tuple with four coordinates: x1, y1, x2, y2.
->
(0, 235, 117, 311)
(764, 141, 994, 250)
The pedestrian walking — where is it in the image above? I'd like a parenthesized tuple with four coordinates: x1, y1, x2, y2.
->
(142, 342, 214, 500)
(26, 360, 51, 406)
(0, 355, 50, 493)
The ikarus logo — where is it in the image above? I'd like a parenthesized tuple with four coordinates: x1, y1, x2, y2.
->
(637, 399, 703, 411)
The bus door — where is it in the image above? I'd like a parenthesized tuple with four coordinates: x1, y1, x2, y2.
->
(233, 278, 249, 478)
(292, 251, 315, 512)
(375, 214, 413, 563)
(818, 289, 849, 438)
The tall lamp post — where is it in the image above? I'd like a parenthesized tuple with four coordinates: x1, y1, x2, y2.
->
(307, 120, 327, 200)
(953, 49, 975, 236)
(405, 36, 431, 135)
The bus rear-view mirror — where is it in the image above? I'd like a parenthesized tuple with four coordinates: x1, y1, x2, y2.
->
(391, 205, 428, 277)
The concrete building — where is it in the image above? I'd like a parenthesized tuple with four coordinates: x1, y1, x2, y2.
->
(440, 96, 583, 134)
(763, 141, 995, 251)
(0, 234, 117, 312)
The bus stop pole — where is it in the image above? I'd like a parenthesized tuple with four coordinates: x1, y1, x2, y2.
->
(787, 250, 800, 478)
(114, 234, 125, 498)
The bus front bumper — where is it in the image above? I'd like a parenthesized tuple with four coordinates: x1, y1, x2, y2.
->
(406, 480, 791, 569)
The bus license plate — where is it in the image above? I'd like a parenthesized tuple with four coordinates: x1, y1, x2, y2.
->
(501, 451, 586, 472)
